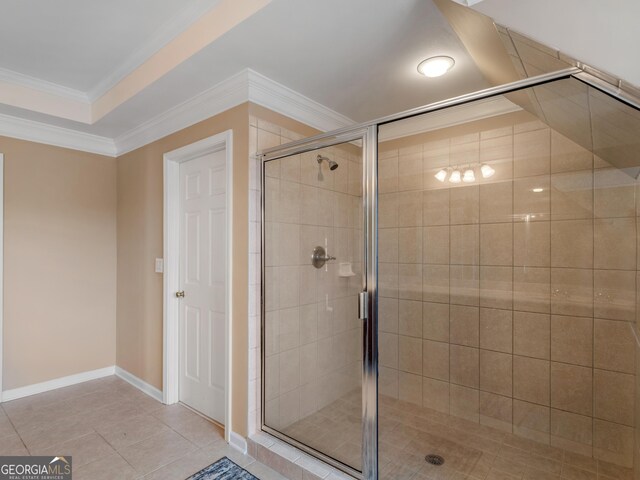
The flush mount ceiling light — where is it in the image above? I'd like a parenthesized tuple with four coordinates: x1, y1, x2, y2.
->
(417, 56, 455, 77)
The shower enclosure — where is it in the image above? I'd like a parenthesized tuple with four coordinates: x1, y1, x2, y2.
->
(260, 67, 640, 479)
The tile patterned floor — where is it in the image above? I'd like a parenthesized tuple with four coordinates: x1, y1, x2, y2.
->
(0, 376, 286, 480)
(282, 390, 635, 480)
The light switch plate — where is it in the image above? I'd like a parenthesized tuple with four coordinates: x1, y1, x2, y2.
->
(155, 258, 164, 273)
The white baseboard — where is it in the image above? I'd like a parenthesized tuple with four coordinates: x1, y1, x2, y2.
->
(114, 366, 164, 403)
(1, 366, 115, 402)
(229, 431, 247, 454)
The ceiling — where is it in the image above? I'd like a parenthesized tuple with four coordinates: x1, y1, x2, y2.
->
(0, 0, 636, 156)
(0, 0, 219, 96)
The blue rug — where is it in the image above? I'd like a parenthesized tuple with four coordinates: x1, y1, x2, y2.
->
(186, 457, 259, 480)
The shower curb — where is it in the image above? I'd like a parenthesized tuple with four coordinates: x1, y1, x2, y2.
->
(248, 432, 356, 480)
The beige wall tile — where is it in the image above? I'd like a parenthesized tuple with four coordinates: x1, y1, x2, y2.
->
(379, 333, 398, 369)
(423, 265, 449, 304)
(514, 266, 550, 313)
(514, 399, 550, 434)
(514, 311, 550, 359)
(423, 340, 449, 381)
(398, 372, 423, 406)
(450, 224, 479, 265)
(594, 319, 635, 374)
(514, 175, 550, 221)
(514, 221, 550, 267)
(514, 129, 551, 178)
(379, 193, 398, 228)
(423, 377, 449, 414)
(423, 226, 449, 264)
(594, 369, 634, 426)
(398, 191, 423, 227)
(480, 266, 513, 310)
(450, 185, 479, 225)
(550, 409, 592, 445)
(379, 297, 398, 334)
(399, 227, 422, 264)
(594, 218, 636, 270)
(550, 220, 593, 268)
(450, 345, 479, 388)
(398, 152, 423, 192)
(399, 335, 422, 375)
(450, 265, 480, 307)
(398, 299, 422, 338)
(550, 171, 593, 220)
(279, 307, 300, 352)
(550, 131, 592, 173)
(594, 167, 636, 219)
(480, 392, 513, 432)
(379, 155, 398, 194)
(480, 181, 513, 224)
(450, 384, 480, 422)
(551, 268, 593, 317)
(379, 366, 398, 399)
(550, 362, 592, 416)
(594, 270, 636, 321)
(480, 223, 513, 266)
(550, 315, 593, 366)
(423, 139, 449, 170)
(379, 228, 398, 263)
(479, 308, 512, 353)
(480, 350, 512, 396)
(422, 301, 449, 342)
(399, 263, 422, 301)
(513, 356, 550, 405)
(593, 419, 634, 468)
(450, 305, 479, 347)
(423, 189, 449, 226)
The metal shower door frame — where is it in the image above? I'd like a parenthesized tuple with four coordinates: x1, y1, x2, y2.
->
(258, 64, 640, 480)
(260, 126, 378, 479)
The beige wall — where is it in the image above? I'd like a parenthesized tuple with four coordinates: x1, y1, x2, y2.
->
(2, 136, 117, 390)
(116, 103, 250, 435)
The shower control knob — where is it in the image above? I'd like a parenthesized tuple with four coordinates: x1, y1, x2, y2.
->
(311, 246, 336, 269)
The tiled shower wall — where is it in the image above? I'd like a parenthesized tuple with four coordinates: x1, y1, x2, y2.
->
(377, 113, 639, 467)
(249, 116, 363, 434)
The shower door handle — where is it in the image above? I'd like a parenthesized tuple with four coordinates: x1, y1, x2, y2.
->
(358, 291, 368, 320)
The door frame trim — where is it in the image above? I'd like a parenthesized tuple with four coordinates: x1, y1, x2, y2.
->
(163, 131, 233, 442)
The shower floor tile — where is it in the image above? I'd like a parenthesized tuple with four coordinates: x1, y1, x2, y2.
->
(280, 391, 632, 480)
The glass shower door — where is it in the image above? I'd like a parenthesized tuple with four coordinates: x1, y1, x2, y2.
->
(262, 140, 366, 474)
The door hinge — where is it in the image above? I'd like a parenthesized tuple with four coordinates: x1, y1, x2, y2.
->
(358, 291, 368, 320)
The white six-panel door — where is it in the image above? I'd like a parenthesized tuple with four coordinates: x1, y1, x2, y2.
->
(178, 149, 226, 424)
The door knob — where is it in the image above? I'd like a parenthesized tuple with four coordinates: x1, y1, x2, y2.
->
(176, 291, 185, 298)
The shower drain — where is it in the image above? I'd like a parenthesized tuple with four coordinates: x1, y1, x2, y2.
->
(425, 454, 445, 466)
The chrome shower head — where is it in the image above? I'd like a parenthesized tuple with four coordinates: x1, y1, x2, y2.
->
(317, 154, 339, 171)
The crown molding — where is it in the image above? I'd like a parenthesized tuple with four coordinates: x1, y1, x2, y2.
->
(0, 112, 116, 156)
(0, 67, 89, 103)
(0, 69, 353, 157)
(114, 68, 354, 155)
(114, 69, 249, 155)
(378, 95, 521, 142)
(87, 0, 223, 102)
(246, 69, 354, 132)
